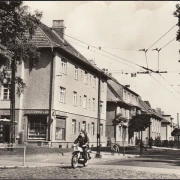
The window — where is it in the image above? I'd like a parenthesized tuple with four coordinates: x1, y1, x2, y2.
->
(73, 91, 77, 106)
(124, 90, 126, 100)
(88, 123, 90, 133)
(2, 84, 11, 100)
(126, 110, 129, 119)
(116, 106, 121, 114)
(55, 118, 66, 140)
(89, 99, 91, 109)
(84, 71, 88, 84)
(100, 101, 103, 113)
(89, 75, 91, 85)
(79, 122, 81, 132)
(91, 122, 95, 135)
(81, 71, 83, 81)
(101, 81, 104, 92)
(119, 126, 122, 137)
(79, 96, 81, 106)
(72, 120, 76, 134)
(128, 93, 130, 102)
(27, 116, 47, 140)
(83, 95, 87, 109)
(61, 59, 67, 74)
(93, 76, 96, 88)
(59, 87, 66, 103)
(92, 98, 95, 111)
(82, 121, 86, 131)
(100, 124, 103, 136)
(74, 66, 78, 80)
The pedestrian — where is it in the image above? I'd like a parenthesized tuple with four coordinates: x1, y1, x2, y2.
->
(149, 137, 153, 149)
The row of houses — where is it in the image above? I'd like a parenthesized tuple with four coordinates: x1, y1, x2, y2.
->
(0, 20, 176, 148)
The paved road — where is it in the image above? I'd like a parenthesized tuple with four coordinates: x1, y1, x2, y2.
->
(0, 148, 180, 179)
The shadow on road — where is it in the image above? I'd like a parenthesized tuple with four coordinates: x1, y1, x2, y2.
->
(61, 165, 84, 169)
(95, 149, 180, 169)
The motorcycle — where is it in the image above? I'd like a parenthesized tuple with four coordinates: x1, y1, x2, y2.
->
(71, 144, 91, 169)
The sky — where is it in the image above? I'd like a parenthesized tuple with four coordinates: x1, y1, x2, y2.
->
(25, 1, 180, 122)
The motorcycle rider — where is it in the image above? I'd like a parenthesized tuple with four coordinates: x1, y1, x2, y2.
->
(74, 130, 91, 161)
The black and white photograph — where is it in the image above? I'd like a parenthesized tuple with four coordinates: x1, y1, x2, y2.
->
(1, 1, 180, 179)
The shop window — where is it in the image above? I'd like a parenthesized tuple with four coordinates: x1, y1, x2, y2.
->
(28, 116, 47, 140)
(55, 118, 66, 140)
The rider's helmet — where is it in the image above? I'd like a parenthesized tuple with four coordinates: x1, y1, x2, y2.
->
(79, 130, 85, 137)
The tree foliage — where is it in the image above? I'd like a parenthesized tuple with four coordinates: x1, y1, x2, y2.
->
(173, 4, 180, 41)
(112, 113, 128, 128)
(171, 128, 180, 136)
(129, 114, 151, 132)
(0, 1, 43, 94)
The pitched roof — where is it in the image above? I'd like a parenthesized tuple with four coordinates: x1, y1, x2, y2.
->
(139, 99, 165, 120)
(29, 23, 109, 76)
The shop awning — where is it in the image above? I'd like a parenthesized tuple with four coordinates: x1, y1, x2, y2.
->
(0, 119, 18, 124)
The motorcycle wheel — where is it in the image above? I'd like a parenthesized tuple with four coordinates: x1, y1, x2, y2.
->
(71, 154, 78, 169)
(83, 160, 88, 167)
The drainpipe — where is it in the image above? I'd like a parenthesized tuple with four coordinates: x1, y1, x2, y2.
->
(95, 73, 101, 158)
(48, 47, 55, 142)
(114, 105, 117, 142)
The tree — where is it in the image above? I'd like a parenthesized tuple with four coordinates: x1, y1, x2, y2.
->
(173, 4, 180, 41)
(0, 1, 43, 144)
(129, 114, 151, 155)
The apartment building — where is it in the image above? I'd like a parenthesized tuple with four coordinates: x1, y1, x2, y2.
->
(106, 77, 141, 146)
(0, 20, 108, 147)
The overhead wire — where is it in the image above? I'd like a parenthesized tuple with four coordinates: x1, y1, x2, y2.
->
(147, 24, 177, 50)
(63, 26, 180, 102)
(66, 39, 144, 72)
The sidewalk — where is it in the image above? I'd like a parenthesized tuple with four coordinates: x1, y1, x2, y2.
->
(152, 146, 180, 151)
(0, 150, 139, 168)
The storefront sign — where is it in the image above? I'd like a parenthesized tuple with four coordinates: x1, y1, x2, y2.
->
(24, 110, 49, 115)
(52, 110, 67, 117)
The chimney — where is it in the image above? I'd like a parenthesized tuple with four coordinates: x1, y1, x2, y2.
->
(105, 69, 108, 74)
(156, 108, 161, 114)
(102, 68, 105, 72)
(52, 20, 65, 39)
(89, 59, 96, 66)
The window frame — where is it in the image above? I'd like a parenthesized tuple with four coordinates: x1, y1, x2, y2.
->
(74, 66, 78, 80)
(1, 84, 11, 100)
(73, 91, 77, 106)
(61, 59, 67, 75)
(72, 119, 76, 135)
(83, 95, 87, 109)
(59, 87, 66, 103)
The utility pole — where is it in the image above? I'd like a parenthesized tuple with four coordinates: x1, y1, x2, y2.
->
(95, 73, 102, 158)
(177, 113, 179, 148)
(10, 58, 16, 146)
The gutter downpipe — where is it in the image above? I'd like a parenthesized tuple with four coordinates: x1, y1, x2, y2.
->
(95, 72, 102, 158)
(48, 47, 55, 144)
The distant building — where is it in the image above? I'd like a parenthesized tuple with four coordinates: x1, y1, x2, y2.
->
(106, 77, 141, 146)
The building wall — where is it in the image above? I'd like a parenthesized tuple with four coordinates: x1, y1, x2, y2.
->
(22, 49, 52, 109)
(50, 111, 106, 148)
(53, 52, 107, 119)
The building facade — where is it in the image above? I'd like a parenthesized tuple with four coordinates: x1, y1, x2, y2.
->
(0, 20, 108, 147)
(106, 77, 141, 146)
